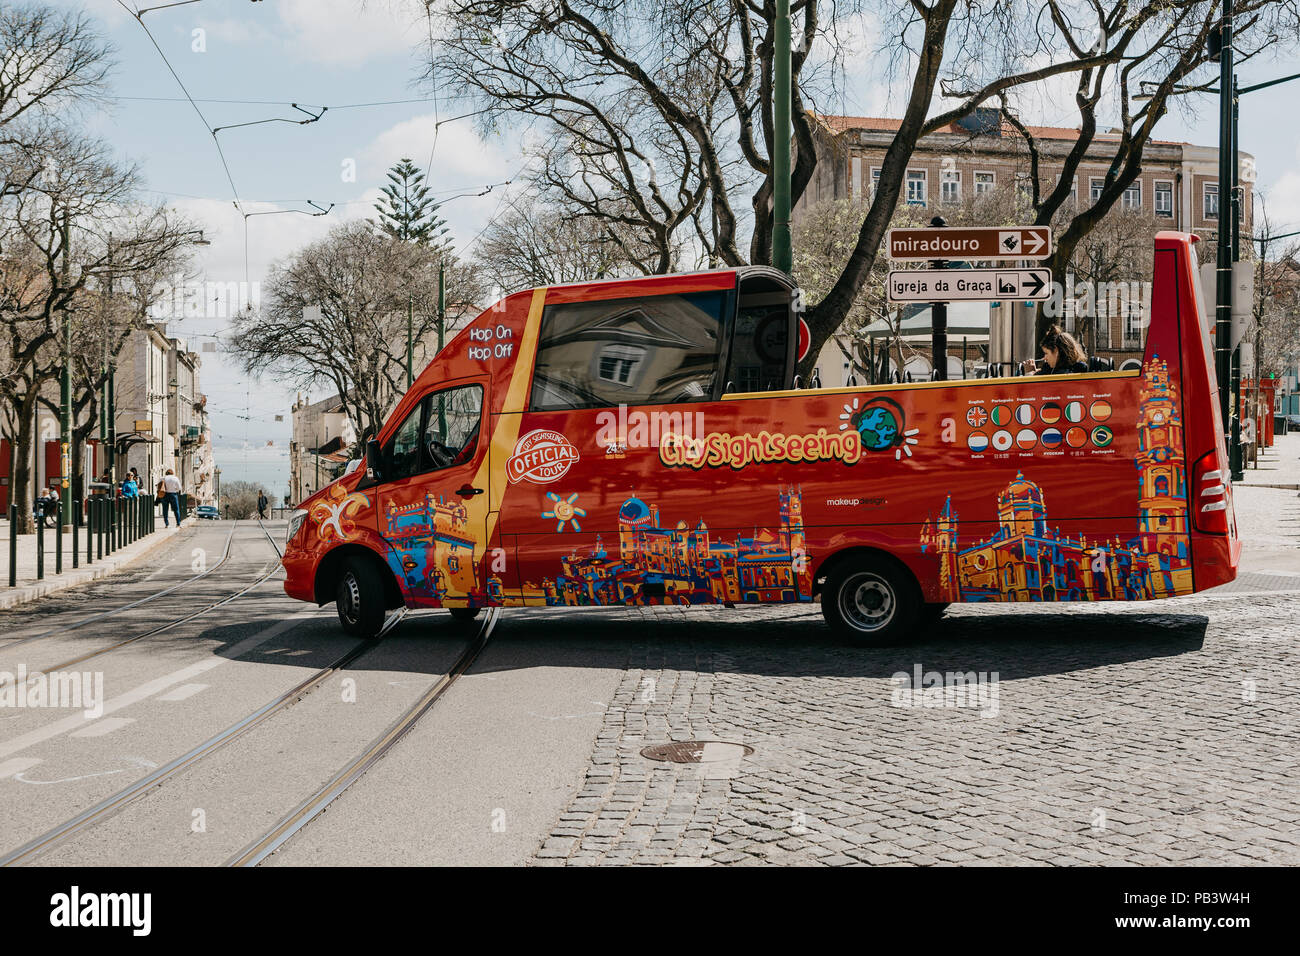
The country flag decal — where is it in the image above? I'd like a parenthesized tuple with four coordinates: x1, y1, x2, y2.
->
(1091, 425, 1114, 447)
(967, 431, 990, 452)
(1039, 402, 1062, 424)
(1015, 404, 1035, 425)
(991, 429, 1014, 451)
(1090, 400, 1113, 422)
(1064, 401, 1085, 422)
(1016, 428, 1037, 450)
(1041, 427, 1063, 448)
(990, 405, 1012, 426)
(966, 406, 988, 427)
(1065, 426, 1088, 448)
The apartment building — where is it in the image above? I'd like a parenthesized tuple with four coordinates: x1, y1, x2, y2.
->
(288, 393, 357, 506)
(796, 108, 1256, 382)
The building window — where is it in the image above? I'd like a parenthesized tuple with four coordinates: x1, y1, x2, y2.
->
(974, 171, 995, 195)
(597, 344, 645, 386)
(1090, 177, 1105, 203)
(940, 168, 960, 203)
(870, 167, 881, 199)
(1154, 180, 1173, 218)
(851, 156, 862, 199)
(1121, 181, 1141, 210)
(1204, 182, 1219, 218)
(906, 169, 927, 205)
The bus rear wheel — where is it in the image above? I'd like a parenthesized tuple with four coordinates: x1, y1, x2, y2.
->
(448, 606, 481, 623)
(337, 557, 387, 639)
(822, 556, 919, 645)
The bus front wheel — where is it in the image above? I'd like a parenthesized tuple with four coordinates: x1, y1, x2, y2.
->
(822, 556, 920, 645)
(337, 557, 387, 639)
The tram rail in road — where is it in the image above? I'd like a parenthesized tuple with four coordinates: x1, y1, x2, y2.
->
(227, 606, 502, 867)
(0, 520, 241, 651)
(0, 520, 284, 691)
(0, 595, 499, 868)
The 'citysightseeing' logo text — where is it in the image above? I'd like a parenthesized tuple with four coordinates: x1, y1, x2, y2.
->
(659, 428, 862, 470)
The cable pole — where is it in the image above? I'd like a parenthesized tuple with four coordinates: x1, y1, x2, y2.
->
(772, 0, 792, 275)
(1214, 0, 1234, 467)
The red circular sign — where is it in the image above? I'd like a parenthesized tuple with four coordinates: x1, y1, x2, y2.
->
(797, 317, 810, 362)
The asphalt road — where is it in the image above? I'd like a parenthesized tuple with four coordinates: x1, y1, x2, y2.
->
(0, 520, 623, 866)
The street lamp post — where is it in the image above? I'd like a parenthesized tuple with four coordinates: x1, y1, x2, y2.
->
(772, 0, 792, 276)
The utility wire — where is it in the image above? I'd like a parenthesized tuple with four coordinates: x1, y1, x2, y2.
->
(115, 0, 242, 207)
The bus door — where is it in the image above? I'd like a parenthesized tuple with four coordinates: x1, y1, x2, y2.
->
(372, 378, 492, 608)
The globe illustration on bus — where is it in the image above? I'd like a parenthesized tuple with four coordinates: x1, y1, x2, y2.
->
(855, 405, 900, 451)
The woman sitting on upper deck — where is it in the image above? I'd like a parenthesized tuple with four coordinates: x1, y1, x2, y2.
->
(1022, 324, 1089, 376)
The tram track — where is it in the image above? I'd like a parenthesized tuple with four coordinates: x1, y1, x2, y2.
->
(0, 603, 496, 867)
(0, 520, 241, 650)
(228, 606, 500, 866)
(0, 520, 285, 692)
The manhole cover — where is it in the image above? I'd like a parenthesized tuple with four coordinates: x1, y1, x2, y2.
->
(640, 741, 754, 764)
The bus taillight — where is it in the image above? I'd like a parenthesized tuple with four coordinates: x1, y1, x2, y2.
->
(1192, 451, 1229, 535)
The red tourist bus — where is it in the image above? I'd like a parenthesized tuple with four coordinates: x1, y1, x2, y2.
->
(282, 231, 1239, 643)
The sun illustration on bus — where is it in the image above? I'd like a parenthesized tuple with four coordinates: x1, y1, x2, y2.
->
(837, 397, 920, 460)
(542, 492, 586, 532)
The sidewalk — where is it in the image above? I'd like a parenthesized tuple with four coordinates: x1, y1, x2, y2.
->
(0, 515, 196, 610)
(1236, 430, 1300, 489)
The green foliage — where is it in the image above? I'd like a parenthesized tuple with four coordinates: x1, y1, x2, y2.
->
(373, 158, 449, 245)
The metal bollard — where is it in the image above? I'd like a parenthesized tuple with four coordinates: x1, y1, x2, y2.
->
(73, 498, 79, 570)
(36, 507, 45, 580)
(7, 504, 15, 587)
(55, 503, 62, 575)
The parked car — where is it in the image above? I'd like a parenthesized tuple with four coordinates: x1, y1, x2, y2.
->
(196, 505, 220, 520)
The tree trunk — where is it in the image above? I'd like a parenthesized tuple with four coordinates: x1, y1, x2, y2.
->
(11, 395, 37, 535)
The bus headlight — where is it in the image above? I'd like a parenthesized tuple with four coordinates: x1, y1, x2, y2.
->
(287, 508, 309, 545)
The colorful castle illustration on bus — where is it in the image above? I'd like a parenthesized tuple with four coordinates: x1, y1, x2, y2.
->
(383, 493, 503, 606)
(541, 486, 813, 606)
(920, 356, 1192, 602)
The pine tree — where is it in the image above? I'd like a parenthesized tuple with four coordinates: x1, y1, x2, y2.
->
(373, 158, 449, 245)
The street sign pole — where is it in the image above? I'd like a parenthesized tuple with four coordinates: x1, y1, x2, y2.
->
(930, 216, 948, 382)
(772, 0, 792, 276)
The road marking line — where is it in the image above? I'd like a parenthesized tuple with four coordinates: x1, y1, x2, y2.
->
(157, 683, 208, 702)
(0, 606, 322, 761)
(70, 717, 134, 738)
(0, 757, 41, 780)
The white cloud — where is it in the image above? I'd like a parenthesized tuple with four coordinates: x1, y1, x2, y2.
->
(275, 0, 426, 68)
(361, 113, 522, 251)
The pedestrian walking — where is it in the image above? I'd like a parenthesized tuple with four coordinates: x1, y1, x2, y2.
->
(257, 490, 269, 519)
(161, 469, 183, 527)
(121, 473, 139, 498)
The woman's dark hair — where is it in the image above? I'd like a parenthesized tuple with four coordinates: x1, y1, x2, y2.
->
(1040, 324, 1086, 368)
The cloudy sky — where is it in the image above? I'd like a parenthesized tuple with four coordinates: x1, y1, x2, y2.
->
(54, 0, 1300, 495)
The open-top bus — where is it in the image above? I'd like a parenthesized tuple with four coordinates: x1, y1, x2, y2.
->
(282, 231, 1238, 643)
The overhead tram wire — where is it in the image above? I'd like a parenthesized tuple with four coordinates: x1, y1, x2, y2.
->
(116, 0, 241, 208)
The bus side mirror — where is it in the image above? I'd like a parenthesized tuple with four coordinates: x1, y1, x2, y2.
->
(365, 438, 383, 483)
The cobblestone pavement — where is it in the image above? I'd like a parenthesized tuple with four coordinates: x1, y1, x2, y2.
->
(533, 491, 1300, 866)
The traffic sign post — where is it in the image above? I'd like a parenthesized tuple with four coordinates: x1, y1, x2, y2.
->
(887, 226, 1052, 261)
(887, 268, 1052, 304)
